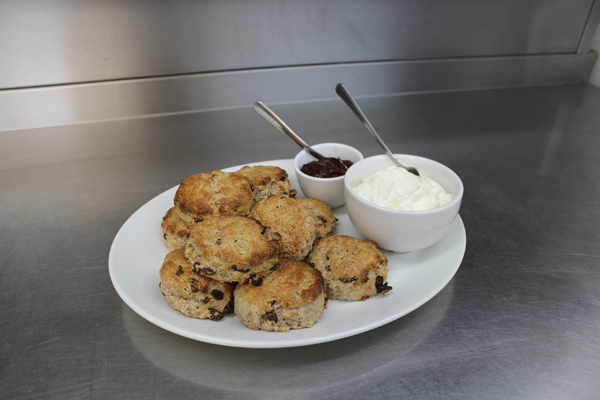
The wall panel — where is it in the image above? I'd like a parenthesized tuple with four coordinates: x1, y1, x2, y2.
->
(0, 0, 595, 89)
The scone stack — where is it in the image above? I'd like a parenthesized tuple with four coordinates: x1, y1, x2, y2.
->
(159, 166, 392, 332)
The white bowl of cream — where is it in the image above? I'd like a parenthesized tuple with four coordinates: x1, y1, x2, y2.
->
(344, 154, 463, 253)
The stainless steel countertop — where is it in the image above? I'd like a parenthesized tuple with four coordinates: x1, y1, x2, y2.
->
(2, 84, 600, 399)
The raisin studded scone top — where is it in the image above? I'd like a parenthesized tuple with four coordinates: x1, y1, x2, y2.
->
(295, 197, 336, 239)
(185, 215, 281, 283)
(159, 248, 235, 321)
(234, 259, 327, 332)
(235, 165, 292, 201)
(248, 195, 318, 260)
(174, 170, 254, 224)
(308, 235, 392, 301)
(161, 206, 193, 251)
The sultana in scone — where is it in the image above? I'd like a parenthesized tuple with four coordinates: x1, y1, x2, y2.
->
(307, 235, 392, 301)
(174, 170, 254, 225)
(295, 197, 336, 239)
(161, 206, 193, 251)
(159, 248, 235, 320)
(234, 258, 327, 332)
(184, 215, 281, 283)
(248, 195, 317, 260)
(235, 165, 293, 202)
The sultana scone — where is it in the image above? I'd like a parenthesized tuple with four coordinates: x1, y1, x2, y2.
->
(159, 248, 235, 320)
(307, 235, 392, 301)
(161, 206, 193, 251)
(295, 197, 336, 239)
(248, 195, 317, 260)
(234, 258, 327, 332)
(184, 215, 281, 283)
(235, 165, 293, 201)
(174, 170, 254, 225)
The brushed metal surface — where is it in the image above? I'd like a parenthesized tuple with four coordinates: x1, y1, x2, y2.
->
(2, 84, 600, 399)
(0, 0, 595, 89)
(1, 52, 597, 132)
(577, 0, 600, 54)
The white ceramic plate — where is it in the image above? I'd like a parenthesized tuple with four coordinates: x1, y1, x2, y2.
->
(108, 159, 466, 348)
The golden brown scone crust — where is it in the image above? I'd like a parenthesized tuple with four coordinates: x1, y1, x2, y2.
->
(235, 165, 292, 201)
(295, 197, 336, 239)
(159, 248, 235, 320)
(248, 196, 317, 260)
(234, 259, 327, 331)
(161, 206, 193, 251)
(307, 235, 392, 301)
(185, 215, 281, 283)
(174, 170, 254, 225)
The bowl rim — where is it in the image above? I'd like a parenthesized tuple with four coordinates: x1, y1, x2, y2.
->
(294, 142, 364, 183)
(344, 154, 464, 215)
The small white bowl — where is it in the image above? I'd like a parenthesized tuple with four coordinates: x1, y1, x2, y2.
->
(344, 154, 463, 252)
(294, 143, 364, 208)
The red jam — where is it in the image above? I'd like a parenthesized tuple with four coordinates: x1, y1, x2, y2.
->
(300, 158, 353, 178)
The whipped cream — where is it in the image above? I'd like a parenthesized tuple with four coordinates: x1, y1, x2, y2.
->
(353, 166, 453, 211)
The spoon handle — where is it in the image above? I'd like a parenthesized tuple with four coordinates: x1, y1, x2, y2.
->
(253, 102, 324, 160)
(335, 83, 401, 167)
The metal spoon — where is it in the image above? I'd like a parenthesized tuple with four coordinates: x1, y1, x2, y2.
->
(335, 83, 419, 176)
(253, 101, 348, 170)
